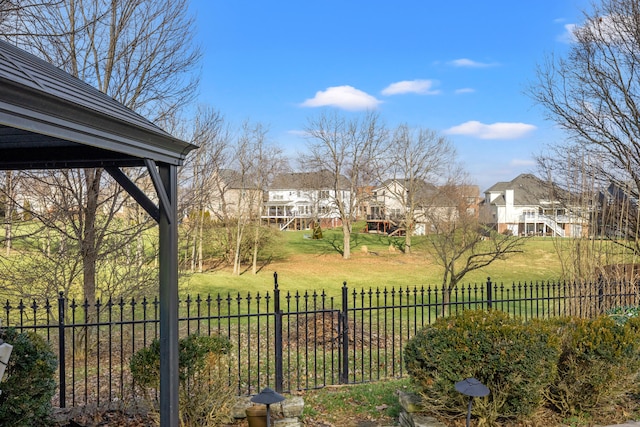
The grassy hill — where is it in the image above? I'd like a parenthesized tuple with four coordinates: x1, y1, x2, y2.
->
(181, 230, 563, 297)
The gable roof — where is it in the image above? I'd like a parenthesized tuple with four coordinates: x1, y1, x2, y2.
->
(271, 170, 350, 190)
(377, 178, 440, 201)
(0, 39, 195, 170)
(217, 168, 263, 189)
(486, 173, 555, 206)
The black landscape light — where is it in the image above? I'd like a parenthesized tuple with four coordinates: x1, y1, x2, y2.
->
(455, 377, 490, 427)
(251, 387, 285, 427)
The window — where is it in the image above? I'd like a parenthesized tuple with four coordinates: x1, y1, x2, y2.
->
(319, 190, 330, 199)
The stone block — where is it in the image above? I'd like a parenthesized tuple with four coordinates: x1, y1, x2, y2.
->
(274, 417, 301, 427)
(412, 414, 448, 427)
(279, 396, 304, 418)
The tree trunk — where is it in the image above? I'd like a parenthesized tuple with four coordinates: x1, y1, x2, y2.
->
(404, 219, 413, 254)
(233, 221, 244, 275)
(342, 221, 351, 259)
(441, 285, 452, 317)
(197, 208, 204, 273)
(252, 204, 262, 275)
(82, 168, 101, 311)
(4, 171, 13, 256)
(190, 225, 197, 273)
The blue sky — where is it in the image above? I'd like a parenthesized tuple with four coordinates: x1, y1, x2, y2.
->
(189, 0, 589, 192)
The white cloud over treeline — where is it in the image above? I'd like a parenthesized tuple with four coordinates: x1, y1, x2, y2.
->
(300, 86, 382, 111)
(445, 121, 536, 139)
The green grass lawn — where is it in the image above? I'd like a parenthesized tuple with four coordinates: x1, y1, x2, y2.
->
(181, 231, 564, 298)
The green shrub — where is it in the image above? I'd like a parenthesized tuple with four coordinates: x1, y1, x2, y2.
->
(404, 310, 559, 425)
(130, 334, 233, 427)
(544, 316, 640, 416)
(0, 328, 57, 427)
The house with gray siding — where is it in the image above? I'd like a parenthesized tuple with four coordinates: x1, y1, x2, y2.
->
(481, 173, 586, 237)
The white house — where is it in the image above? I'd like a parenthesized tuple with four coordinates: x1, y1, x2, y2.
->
(481, 173, 586, 237)
(362, 179, 480, 236)
(262, 171, 350, 230)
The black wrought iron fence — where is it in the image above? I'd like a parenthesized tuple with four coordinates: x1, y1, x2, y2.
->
(2, 274, 638, 410)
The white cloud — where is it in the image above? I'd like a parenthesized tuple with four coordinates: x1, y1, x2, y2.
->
(557, 23, 577, 43)
(449, 58, 498, 68)
(381, 79, 440, 96)
(576, 15, 631, 44)
(454, 88, 475, 94)
(300, 86, 382, 111)
(444, 121, 536, 139)
(560, 15, 632, 45)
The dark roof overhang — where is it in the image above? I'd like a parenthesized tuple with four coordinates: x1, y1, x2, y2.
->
(0, 39, 195, 170)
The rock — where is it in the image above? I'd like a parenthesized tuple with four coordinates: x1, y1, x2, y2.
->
(412, 414, 448, 427)
(279, 396, 304, 417)
(398, 410, 414, 427)
(231, 396, 253, 419)
(232, 395, 305, 420)
(399, 409, 448, 427)
(274, 417, 301, 427)
(397, 391, 447, 427)
(398, 390, 423, 413)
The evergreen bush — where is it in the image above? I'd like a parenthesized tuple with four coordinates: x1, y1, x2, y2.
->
(545, 316, 640, 416)
(0, 328, 57, 427)
(404, 310, 559, 425)
(130, 333, 233, 427)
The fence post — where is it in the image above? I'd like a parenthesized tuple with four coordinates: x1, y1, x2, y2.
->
(57, 291, 66, 408)
(273, 272, 283, 393)
(486, 277, 492, 309)
(340, 281, 349, 384)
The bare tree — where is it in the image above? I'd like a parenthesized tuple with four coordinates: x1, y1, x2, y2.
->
(230, 122, 285, 275)
(179, 107, 227, 273)
(533, 147, 628, 283)
(231, 122, 263, 275)
(230, 122, 284, 275)
(383, 124, 457, 254)
(426, 182, 525, 309)
(0, 0, 201, 305)
(8, 0, 200, 121)
(1, 171, 19, 256)
(530, 0, 640, 257)
(302, 111, 388, 259)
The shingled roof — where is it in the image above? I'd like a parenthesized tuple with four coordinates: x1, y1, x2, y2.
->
(0, 39, 195, 170)
(271, 170, 350, 190)
(486, 173, 555, 206)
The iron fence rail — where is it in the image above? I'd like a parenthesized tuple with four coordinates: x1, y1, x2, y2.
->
(2, 275, 638, 410)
